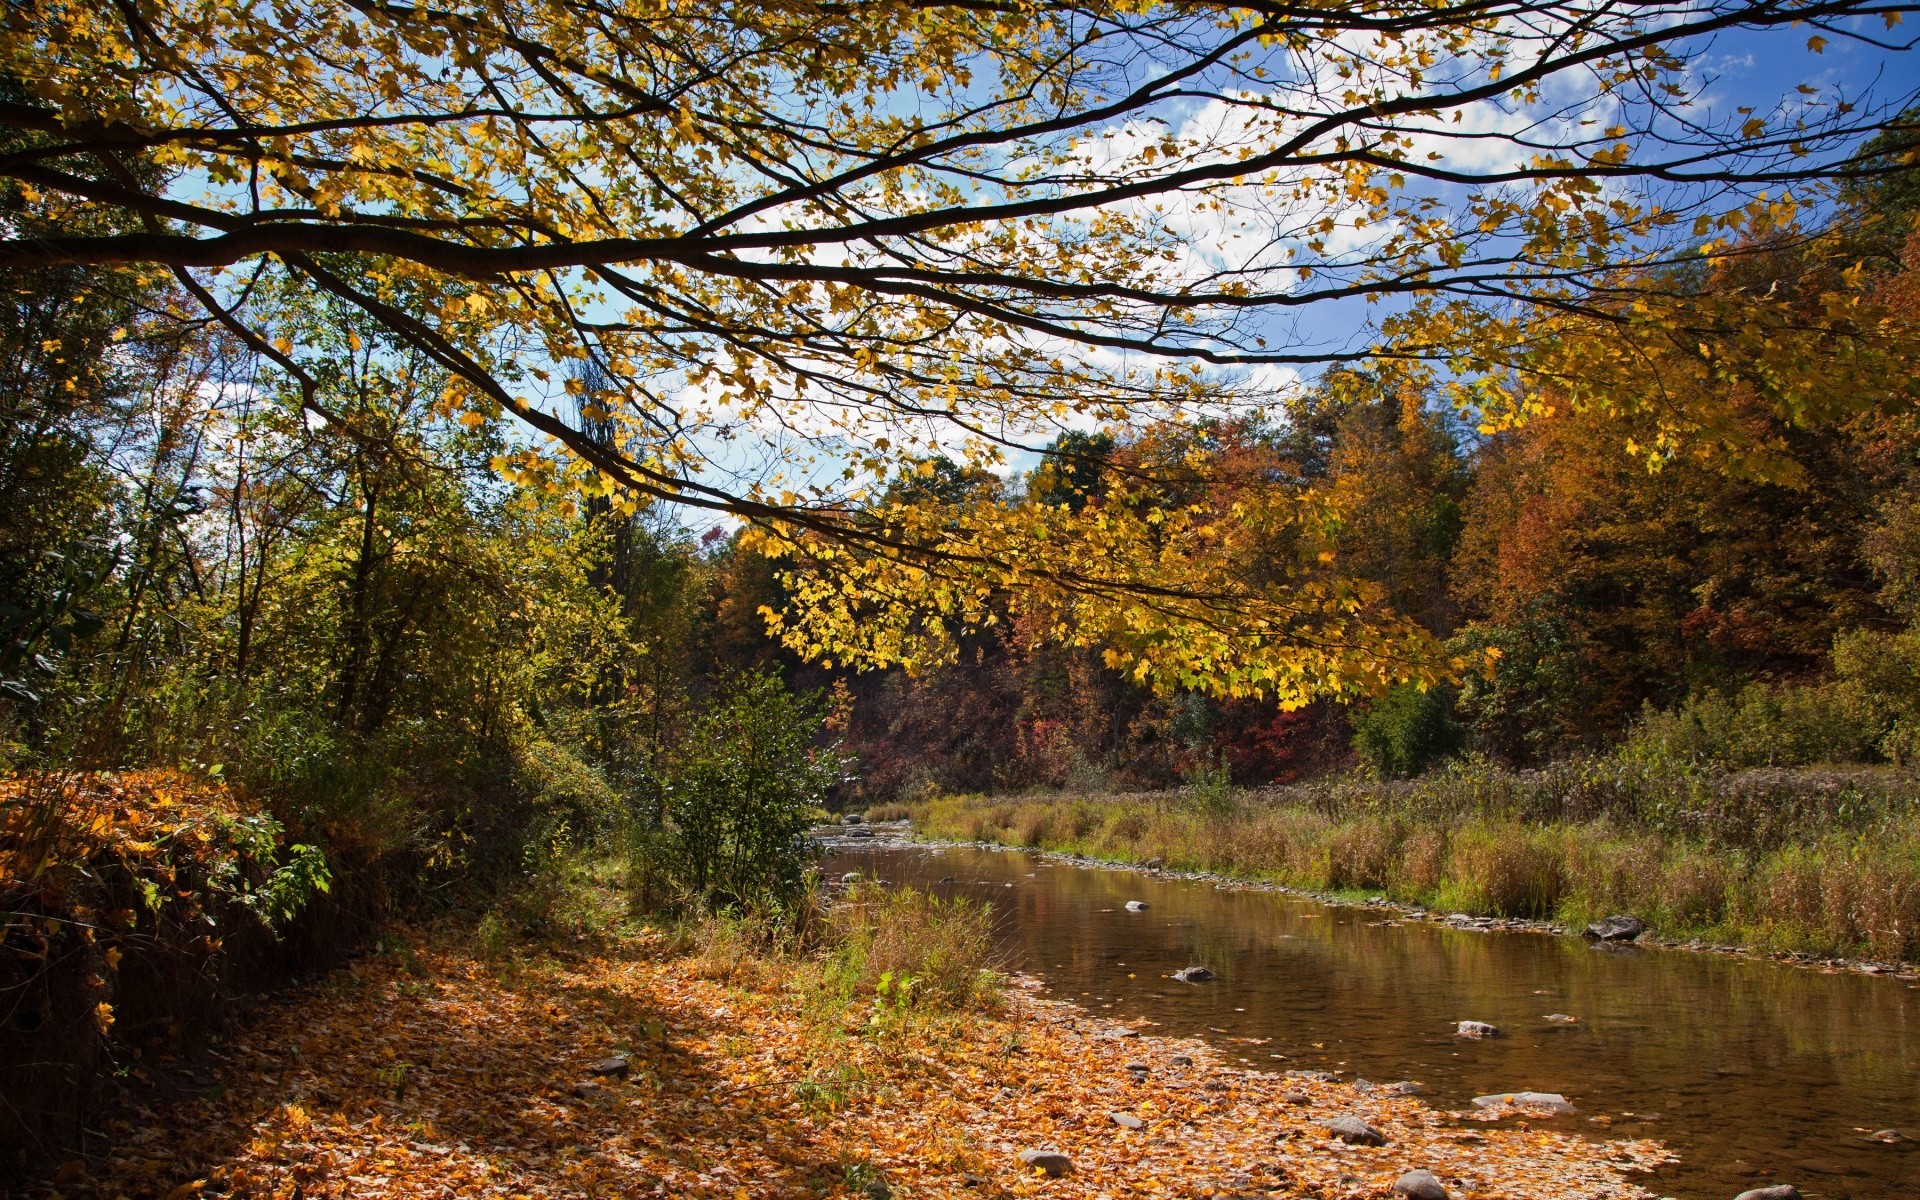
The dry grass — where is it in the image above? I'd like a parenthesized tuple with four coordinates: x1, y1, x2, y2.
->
(824, 882, 1004, 1011)
(909, 784, 1920, 964)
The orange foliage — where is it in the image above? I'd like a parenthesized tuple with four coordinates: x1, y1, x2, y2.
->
(48, 927, 1673, 1199)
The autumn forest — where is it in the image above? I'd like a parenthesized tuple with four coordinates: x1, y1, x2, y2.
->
(4, 2, 1920, 1198)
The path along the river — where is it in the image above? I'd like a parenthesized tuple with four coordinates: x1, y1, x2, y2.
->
(819, 837, 1920, 1200)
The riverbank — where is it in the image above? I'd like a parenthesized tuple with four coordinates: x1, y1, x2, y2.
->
(893, 767, 1920, 972)
(24, 908, 1671, 1200)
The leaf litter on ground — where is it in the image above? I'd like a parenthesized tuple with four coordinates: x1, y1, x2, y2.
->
(43, 925, 1673, 1200)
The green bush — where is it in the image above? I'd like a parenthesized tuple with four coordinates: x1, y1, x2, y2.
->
(1624, 683, 1883, 768)
(634, 672, 848, 916)
(1350, 684, 1461, 778)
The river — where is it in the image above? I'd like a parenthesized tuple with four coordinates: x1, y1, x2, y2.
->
(818, 838, 1920, 1200)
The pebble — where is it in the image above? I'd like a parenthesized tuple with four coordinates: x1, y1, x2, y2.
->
(1321, 1115, 1386, 1146)
(1732, 1188, 1801, 1200)
(1017, 1149, 1074, 1177)
(1109, 1111, 1144, 1130)
(1455, 1020, 1500, 1039)
(1392, 1168, 1450, 1200)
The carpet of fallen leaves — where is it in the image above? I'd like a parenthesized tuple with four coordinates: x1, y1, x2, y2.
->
(45, 927, 1673, 1200)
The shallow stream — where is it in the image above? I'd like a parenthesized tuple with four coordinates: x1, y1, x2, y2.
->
(818, 839, 1920, 1200)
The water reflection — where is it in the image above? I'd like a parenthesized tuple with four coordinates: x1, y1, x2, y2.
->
(821, 843, 1920, 1200)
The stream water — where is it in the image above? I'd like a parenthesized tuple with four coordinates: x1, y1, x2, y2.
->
(817, 839, 1920, 1200)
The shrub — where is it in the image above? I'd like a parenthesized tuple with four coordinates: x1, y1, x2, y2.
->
(1624, 681, 1885, 769)
(1350, 685, 1462, 778)
(634, 672, 848, 917)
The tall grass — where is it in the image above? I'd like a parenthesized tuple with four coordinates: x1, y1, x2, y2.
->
(908, 762, 1920, 964)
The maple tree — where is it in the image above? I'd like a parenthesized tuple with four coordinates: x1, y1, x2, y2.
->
(5, 0, 1918, 700)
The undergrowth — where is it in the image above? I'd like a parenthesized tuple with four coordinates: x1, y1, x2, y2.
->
(909, 763, 1920, 964)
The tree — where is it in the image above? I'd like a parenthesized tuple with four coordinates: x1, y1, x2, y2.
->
(5, 1, 1917, 700)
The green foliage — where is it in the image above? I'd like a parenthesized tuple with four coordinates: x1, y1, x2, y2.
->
(1623, 685, 1882, 769)
(1450, 614, 1597, 765)
(1179, 750, 1235, 814)
(635, 673, 847, 916)
(1350, 685, 1462, 778)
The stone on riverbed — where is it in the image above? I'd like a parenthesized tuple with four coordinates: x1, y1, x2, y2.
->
(1125, 900, 1149, 911)
(1109, 1111, 1144, 1130)
(1017, 1149, 1074, 1177)
(842, 813, 865, 824)
(1392, 1169, 1449, 1200)
(1455, 1020, 1500, 1039)
(1170, 1054, 1193, 1067)
(1171, 965, 1216, 983)
(1321, 1116, 1386, 1146)
(1732, 1188, 1802, 1200)
(1471, 1091, 1576, 1114)
(1584, 914, 1646, 942)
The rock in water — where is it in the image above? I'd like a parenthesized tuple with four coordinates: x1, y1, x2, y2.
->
(1733, 1188, 1802, 1200)
(1171, 965, 1215, 983)
(1321, 1116, 1386, 1146)
(1017, 1149, 1074, 1177)
(1392, 1169, 1449, 1200)
(1543, 1013, 1578, 1024)
(1584, 914, 1646, 942)
(842, 813, 865, 825)
(846, 826, 875, 839)
(1455, 1020, 1500, 1039)
(1470, 1091, 1576, 1114)
(841, 872, 862, 884)
(1125, 900, 1149, 911)
(1109, 1112, 1144, 1130)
